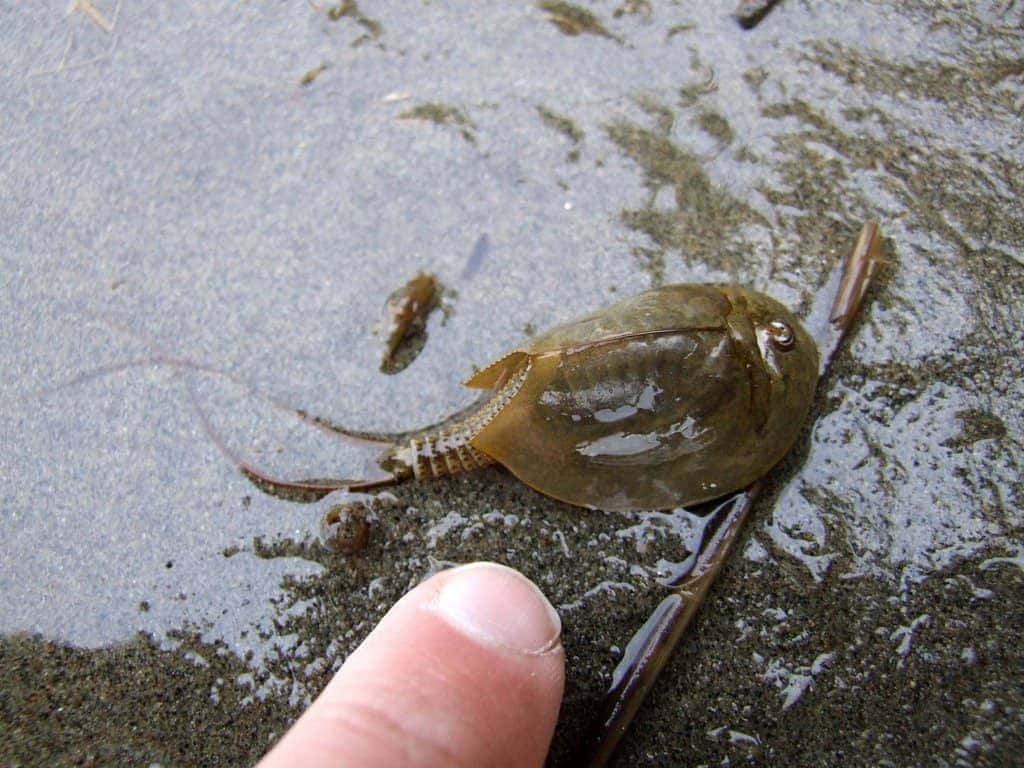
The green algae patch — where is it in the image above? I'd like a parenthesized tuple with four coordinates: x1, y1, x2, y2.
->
(325, 0, 383, 43)
(634, 92, 675, 135)
(537, 106, 584, 161)
(804, 38, 1022, 116)
(666, 22, 696, 39)
(677, 47, 718, 106)
(943, 408, 1008, 450)
(761, 88, 1022, 290)
(606, 109, 758, 277)
(539, 1, 621, 42)
(694, 110, 734, 145)
(612, 1, 651, 19)
(537, 106, 584, 144)
(398, 102, 478, 143)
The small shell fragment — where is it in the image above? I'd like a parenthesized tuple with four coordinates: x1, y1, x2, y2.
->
(320, 502, 371, 553)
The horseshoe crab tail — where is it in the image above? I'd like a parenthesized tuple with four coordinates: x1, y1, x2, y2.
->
(382, 427, 496, 482)
(185, 374, 400, 501)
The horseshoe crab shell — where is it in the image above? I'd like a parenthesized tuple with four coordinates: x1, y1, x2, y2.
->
(463, 284, 819, 510)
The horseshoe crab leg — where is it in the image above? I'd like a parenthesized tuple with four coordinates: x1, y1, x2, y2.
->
(580, 221, 883, 767)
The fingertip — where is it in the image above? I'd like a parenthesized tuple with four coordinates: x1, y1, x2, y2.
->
(259, 562, 565, 768)
(432, 561, 562, 656)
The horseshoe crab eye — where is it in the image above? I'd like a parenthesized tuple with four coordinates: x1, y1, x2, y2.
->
(768, 320, 795, 349)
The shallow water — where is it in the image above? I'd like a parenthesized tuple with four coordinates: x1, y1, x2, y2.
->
(2, 1, 1021, 765)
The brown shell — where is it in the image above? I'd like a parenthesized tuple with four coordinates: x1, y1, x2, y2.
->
(465, 284, 819, 510)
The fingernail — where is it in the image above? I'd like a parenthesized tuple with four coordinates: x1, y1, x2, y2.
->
(435, 562, 562, 655)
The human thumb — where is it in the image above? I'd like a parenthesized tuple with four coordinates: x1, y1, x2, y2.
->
(257, 561, 565, 768)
